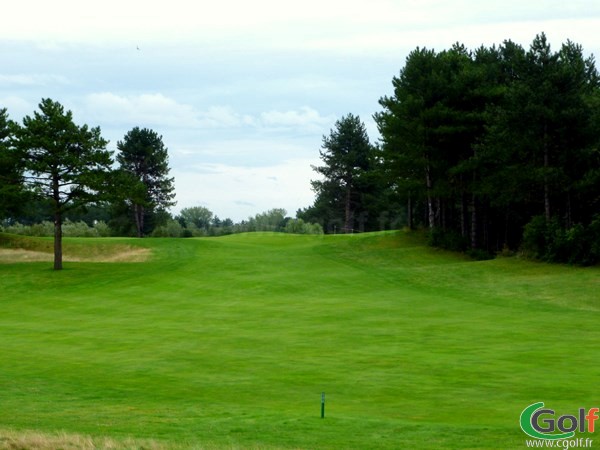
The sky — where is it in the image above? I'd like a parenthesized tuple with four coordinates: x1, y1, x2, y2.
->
(2, 1, 600, 222)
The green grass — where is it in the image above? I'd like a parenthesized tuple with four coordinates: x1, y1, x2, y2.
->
(1, 231, 599, 448)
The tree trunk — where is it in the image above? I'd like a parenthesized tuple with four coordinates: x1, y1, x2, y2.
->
(407, 194, 413, 230)
(460, 193, 467, 238)
(425, 163, 435, 229)
(54, 211, 63, 270)
(52, 176, 63, 271)
(470, 193, 477, 249)
(134, 204, 144, 238)
(344, 185, 352, 233)
(543, 123, 551, 221)
(566, 192, 572, 228)
(470, 156, 477, 249)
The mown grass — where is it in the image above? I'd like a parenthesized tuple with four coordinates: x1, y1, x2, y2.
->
(0, 231, 598, 448)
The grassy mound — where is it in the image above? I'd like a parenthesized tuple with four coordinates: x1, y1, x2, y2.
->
(0, 231, 598, 448)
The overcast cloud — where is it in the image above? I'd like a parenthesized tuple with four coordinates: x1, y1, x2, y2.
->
(2, 1, 600, 221)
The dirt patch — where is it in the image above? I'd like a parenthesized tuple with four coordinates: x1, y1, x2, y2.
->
(0, 247, 151, 264)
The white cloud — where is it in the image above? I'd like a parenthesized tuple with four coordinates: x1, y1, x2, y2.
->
(7, 0, 598, 54)
(84, 92, 199, 128)
(0, 96, 33, 120)
(0, 74, 69, 87)
(2, 0, 598, 224)
(198, 106, 256, 128)
(172, 158, 318, 221)
(83, 92, 335, 136)
(260, 106, 334, 130)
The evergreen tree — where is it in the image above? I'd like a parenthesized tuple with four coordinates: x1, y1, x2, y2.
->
(13, 99, 112, 270)
(310, 114, 374, 233)
(375, 34, 600, 261)
(115, 127, 176, 237)
(0, 108, 26, 219)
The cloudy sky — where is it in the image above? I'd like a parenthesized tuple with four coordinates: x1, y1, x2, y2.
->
(2, 1, 600, 221)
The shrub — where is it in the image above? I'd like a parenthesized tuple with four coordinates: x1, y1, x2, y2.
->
(428, 228, 468, 252)
(28, 221, 55, 237)
(93, 221, 111, 237)
(522, 215, 600, 265)
(521, 215, 550, 260)
(63, 220, 99, 237)
(466, 248, 495, 261)
(151, 220, 183, 237)
(284, 218, 324, 235)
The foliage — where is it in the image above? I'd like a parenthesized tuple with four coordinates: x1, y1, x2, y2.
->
(151, 219, 184, 238)
(0, 108, 26, 219)
(307, 114, 392, 233)
(114, 127, 176, 237)
(176, 206, 213, 232)
(1, 221, 54, 237)
(1, 220, 111, 238)
(522, 214, 600, 265)
(427, 227, 469, 252)
(374, 34, 600, 263)
(245, 208, 288, 232)
(12, 98, 112, 269)
(284, 218, 324, 235)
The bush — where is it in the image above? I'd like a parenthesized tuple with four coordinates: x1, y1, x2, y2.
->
(93, 221, 111, 237)
(63, 220, 99, 237)
(284, 218, 324, 235)
(428, 228, 468, 252)
(0, 220, 111, 238)
(466, 248, 495, 261)
(521, 215, 549, 260)
(522, 215, 600, 265)
(151, 220, 184, 237)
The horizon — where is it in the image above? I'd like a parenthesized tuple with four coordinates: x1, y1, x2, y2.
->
(2, 1, 600, 221)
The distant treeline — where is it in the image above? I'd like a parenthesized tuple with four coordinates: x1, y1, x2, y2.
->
(300, 33, 600, 264)
(1, 206, 323, 238)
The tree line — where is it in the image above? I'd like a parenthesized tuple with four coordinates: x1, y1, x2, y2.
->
(1, 206, 323, 239)
(3, 33, 599, 267)
(300, 33, 600, 264)
(0, 100, 322, 270)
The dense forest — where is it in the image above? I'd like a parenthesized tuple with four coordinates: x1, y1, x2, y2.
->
(300, 33, 600, 264)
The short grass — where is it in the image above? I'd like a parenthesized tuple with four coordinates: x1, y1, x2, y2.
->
(0, 231, 599, 449)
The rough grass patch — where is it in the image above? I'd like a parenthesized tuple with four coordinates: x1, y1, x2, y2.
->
(0, 428, 169, 450)
(0, 233, 151, 263)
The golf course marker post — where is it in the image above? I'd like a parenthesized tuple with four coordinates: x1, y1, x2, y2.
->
(321, 392, 325, 418)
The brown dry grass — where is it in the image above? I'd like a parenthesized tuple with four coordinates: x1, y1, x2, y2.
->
(0, 247, 151, 264)
(0, 429, 171, 450)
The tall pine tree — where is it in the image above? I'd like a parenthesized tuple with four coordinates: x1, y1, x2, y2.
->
(115, 127, 176, 237)
(14, 99, 112, 270)
(309, 114, 374, 233)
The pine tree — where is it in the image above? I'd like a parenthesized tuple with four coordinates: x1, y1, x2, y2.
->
(115, 127, 176, 237)
(310, 114, 373, 233)
(14, 99, 112, 270)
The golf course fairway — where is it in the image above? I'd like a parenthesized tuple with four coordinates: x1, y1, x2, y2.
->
(1, 231, 598, 449)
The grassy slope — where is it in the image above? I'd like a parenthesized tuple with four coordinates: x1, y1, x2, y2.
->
(0, 231, 598, 449)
